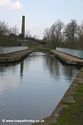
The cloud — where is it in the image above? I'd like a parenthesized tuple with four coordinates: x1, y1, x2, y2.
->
(0, 0, 9, 6)
(10, 0, 23, 11)
(0, 0, 23, 11)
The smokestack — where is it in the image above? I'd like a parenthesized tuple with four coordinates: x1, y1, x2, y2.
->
(21, 15, 25, 38)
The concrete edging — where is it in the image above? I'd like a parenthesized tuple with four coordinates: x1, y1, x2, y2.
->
(50, 50, 83, 66)
(0, 49, 34, 63)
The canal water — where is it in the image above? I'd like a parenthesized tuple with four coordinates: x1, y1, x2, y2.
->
(56, 47, 83, 58)
(0, 52, 80, 125)
(0, 46, 28, 54)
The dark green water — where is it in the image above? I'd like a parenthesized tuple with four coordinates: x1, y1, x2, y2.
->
(0, 52, 80, 125)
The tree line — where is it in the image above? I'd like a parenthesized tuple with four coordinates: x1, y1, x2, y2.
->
(1, 19, 83, 49)
(0, 20, 18, 37)
(43, 20, 83, 49)
(0, 20, 23, 46)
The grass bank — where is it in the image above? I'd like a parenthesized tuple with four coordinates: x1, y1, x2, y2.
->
(52, 68, 83, 125)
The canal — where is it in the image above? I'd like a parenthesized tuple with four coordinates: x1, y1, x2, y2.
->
(0, 52, 80, 125)
(0, 46, 28, 54)
(56, 47, 83, 58)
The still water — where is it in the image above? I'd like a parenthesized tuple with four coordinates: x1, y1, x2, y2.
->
(0, 46, 28, 54)
(56, 47, 83, 58)
(0, 52, 79, 125)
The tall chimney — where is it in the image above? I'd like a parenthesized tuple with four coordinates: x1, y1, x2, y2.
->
(21, 16, 25, 38)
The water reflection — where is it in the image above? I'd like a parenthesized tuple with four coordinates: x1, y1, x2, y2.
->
(20, 61, 24, 78)
(43, 54, 80, 80)
(0, 52, 80, 125)
(43, 55, 60, 78)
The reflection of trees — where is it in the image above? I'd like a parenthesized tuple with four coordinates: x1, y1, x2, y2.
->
(61, 65, 80, 80)
(0, 52, 80, 81)
(24, 52, 46, 64)
(0, 64, 18, 76)
(0, 61, 25, 79)
(43, 55, 60, 78)
(43, 54, 80, 80)
(20, 61, 24, 78)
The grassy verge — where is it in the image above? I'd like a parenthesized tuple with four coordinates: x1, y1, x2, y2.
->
(28, 46, 52, 53)
(52, 69, 83, 125)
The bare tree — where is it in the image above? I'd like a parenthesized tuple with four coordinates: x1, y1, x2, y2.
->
(9, 25, 18, 36)
(0, 20, 9, 36)
(43, 21, 64, 49)
(64, 20, 78, 47)
(51, 21, 64, 45)
(77, 23, 83, 48)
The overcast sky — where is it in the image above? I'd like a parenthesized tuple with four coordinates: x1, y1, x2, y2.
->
(0, 0, 83, 38)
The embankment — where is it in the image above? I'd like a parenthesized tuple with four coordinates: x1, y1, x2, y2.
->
(1, 48, 83, 66)
(0, 48, 34, 63)
(33, 68, 83, 125)
(50, 50, 83, 66)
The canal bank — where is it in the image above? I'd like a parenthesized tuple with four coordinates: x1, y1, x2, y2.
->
(0, 48, 34, 63)
(51, 50, 83, 66)
(34, 49, 83, 66)
(0, 48, 50, 64)
(0, 47, 83, 66)
(33, 68, 83, 125)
